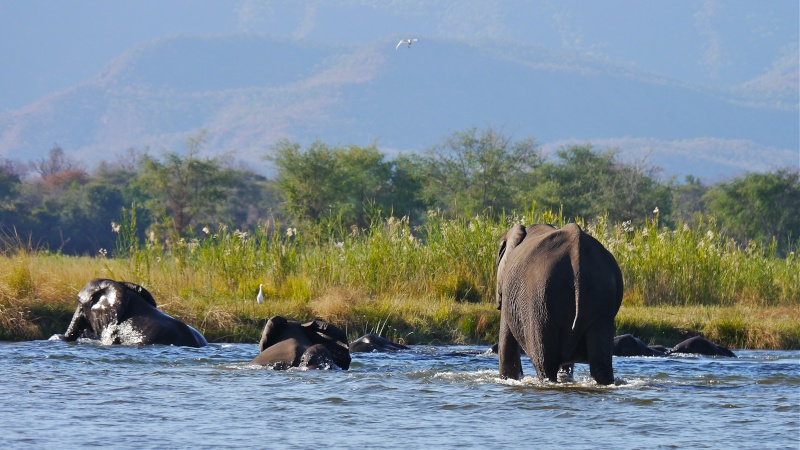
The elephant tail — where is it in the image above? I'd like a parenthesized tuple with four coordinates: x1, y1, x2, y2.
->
(571, 265, 580, 330)
(568, 224, 582, 331)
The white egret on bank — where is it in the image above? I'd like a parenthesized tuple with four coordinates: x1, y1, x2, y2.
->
(257, 284, 264, 304)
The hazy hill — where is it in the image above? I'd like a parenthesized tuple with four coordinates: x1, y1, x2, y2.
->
(1, 33, 797, 180)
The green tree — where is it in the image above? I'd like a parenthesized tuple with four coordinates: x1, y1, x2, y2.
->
(413, 127, 541, 216)
(704, 168, 800, 254)
(269, 140, 348, 223)
(268, 140, 419, 227)
(137, 133, 235, 238)
(671, 175, 708, 225)
(216, 168, 281, 230)
(385, 154, 426, 223)
(0, 160, 28, 243)
(530, 145, 671, 223)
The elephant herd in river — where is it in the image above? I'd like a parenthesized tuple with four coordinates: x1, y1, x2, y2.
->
(54, 223, 736, 381)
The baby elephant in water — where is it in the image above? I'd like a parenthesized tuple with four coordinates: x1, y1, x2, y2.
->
(252, 316, 351, 370)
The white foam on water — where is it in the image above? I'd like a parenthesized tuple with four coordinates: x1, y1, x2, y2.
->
(100, 321, 145, 345)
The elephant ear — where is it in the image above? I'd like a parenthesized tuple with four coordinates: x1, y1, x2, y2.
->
(495, 225, 526, 310)
(120, 281, 158, 308)
(259, 316, 289, 353)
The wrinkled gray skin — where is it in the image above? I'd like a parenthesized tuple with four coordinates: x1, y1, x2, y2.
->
(668, 336, 736, 357)
(496, 224, 623, 384)
(252, 316, 351, 370)
(349, 334, 409, 353)
(613, 334, 667, 357)
(63, 278, 207, 347)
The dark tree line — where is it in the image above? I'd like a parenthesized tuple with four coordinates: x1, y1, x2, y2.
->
(1, 128, 797, 256)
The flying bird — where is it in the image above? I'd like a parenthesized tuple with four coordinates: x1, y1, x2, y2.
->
(396, 38, 418, 50)
(256, 284, 264, 304)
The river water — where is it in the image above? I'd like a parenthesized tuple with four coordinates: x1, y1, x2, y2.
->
(0, 340, 797, 449)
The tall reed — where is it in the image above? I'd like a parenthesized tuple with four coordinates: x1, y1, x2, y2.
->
(1, 207, 797, 346)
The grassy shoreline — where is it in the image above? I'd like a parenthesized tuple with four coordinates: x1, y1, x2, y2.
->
(1, 211, 797, 349)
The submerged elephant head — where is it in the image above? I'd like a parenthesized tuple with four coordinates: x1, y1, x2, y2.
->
(63, 278, 207, 347)
(349, 333, 408, 353)
(668, 336, 736, 357)
(613, 334, 667, 357)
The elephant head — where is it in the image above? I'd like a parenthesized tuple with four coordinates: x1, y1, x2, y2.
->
(298, 344, 336, 369)
(613, 334, 667, 357)
(64, 279, 132, 342)
(668, 336, 736, 357)
(349, 333, 409, 353)
(63, 278, 207, 347)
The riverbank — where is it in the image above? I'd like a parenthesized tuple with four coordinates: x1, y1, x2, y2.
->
(1, 257, 797, 349)
(1, 211, 797, 348)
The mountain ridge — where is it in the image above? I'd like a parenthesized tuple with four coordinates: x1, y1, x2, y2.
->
(1, 33, 797, 180)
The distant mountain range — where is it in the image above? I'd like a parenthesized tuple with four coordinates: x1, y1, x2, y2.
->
(1, 33, 797, 181)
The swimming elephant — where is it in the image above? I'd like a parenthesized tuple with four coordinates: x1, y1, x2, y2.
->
(62, 278, 207, 347)
(668, 336, 736, 357)
(613, 334, 667, 357)
(349, 334, 409, 353)
(252, 316, 351, 370)
(495, 223, 624, 384)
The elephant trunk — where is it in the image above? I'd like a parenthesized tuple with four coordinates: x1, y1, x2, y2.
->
(63, 306, 88, 341)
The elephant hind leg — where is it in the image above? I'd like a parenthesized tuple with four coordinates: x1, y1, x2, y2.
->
(541, 352, 563, 383)
(586, 321, 616, 385)
(498, 314, 523, 380)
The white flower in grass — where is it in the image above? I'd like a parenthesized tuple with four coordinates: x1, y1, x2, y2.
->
(111, 222, 120, 233)
(98, 248, 108, 257)
(202, 226, 210, 235)
(653, 207, 659, 215)
(334, 241, 344, 251)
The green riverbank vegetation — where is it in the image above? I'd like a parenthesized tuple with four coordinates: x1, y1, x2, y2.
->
(1, 208, 797, 348)
(1, 128, 798, 348)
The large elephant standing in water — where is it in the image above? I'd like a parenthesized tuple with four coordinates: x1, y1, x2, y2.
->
(62, 278, 207, 347)
(495, 224, 624, 384)
(252, 316, 351, 370)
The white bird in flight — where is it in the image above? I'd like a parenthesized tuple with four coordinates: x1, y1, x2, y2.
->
(256, 284, 264, 304)
(396, 38, 418, 50)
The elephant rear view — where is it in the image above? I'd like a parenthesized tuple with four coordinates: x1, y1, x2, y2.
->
(496, 223, 623, 384)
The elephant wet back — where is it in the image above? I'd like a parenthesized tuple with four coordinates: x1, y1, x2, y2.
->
(497, 223, 623, 383)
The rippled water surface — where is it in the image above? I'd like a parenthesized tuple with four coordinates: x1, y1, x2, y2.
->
(1, 341, 797, 449)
